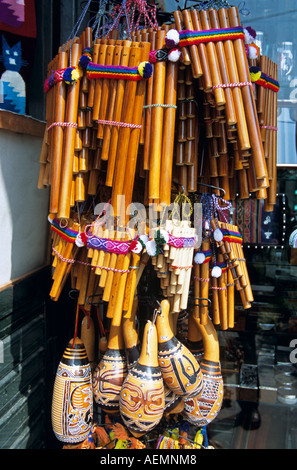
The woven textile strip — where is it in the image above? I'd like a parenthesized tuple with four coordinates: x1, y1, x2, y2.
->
(87, 236, 132, 254)
(49, 217, 79, 243)
(87, 63, 145, 81)
(178, 26, 245, 48)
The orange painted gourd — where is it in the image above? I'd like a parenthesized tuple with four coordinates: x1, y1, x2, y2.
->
(156, 299, 203, 397)
(119, 320, 165, 437)
(51, 338, 93, 444)
(183, 315, 224, 426)
(92, 323, 127, 414)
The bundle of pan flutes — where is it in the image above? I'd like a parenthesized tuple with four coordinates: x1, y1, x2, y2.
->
(38, 4, 279, 330)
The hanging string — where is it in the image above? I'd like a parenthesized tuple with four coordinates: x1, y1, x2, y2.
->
(62, 0, 92, 63)
(72, 302, 81, 348)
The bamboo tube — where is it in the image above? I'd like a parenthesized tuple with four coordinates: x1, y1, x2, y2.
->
(217, 256, 228, 330)
(173, 10, 191, 66)
(105, 43, 133, 186)
(199, 10, 225, 108)
(189, 8, 212, 92)
(49, 50, 68, 213)
(110, 45, 142, 217)
(143, 29, 156, 171)
(121, 41, 151, 219)
(200, 239, 210, 325)
(148, 29, 167, 201)
(159, 57, 179, 206)
(227, 268, 234, 328)
(96, 44, 116, 138)
(208, 8, 237, 126)
(87, 39, 101, 109)
(226, 7, 268, 184)
(217, 8, 250, 152)
(58, 42, 82, 219)
(122, 252, 141, 317)
(100, 42, 125, 160)
(92, 42, 108, 122)
(181, 9, 203, 78)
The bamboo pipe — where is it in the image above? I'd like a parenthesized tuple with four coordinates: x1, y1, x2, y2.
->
(173, 10, 191, 66)
(181, 9, 203, 78)
(58, 41, 82, 219)
(199, 10, 225, 108)
(217, 255, 228, 330)
(105, 43, 133, 187)
(190, 8, 213, 92)
(121, 41, 151, 220)
(200, 239, 210, 325)
(208, 8, 237, 126)
(92, 42, 108, 122)
(226, 7, 268, 184)
(100, 42, 126, 160)
(49, 50, 68, 213)
(87, 40, 101, 109)
(110, 45, 142, 218)
(143, 29, 156, 171)
(159, 57, 179, 207)
(217, 8, 250, 152)
(227, 268, 234, 328)
(96, 43, 116, 138)
(148, 29, 167, 201)
(122, 252, 141, 317)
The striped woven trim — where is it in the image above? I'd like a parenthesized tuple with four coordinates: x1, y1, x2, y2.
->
(221, 228, 242, 244)
(250, 67, 280, 92)
(50, 217, 79, 243)
(178, 26, 245, 47)
(87, 63, 144, 81)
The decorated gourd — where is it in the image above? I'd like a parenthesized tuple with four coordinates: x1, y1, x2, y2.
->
(156, 299, 203, 397)
(183, 315, 224, 426)
(92, 323, 127, 414)
(119, 320, 165, 437)
(51, 337, 93, 444)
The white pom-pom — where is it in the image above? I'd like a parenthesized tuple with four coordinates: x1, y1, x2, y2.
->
(213, 228, 224, 242)
(211, 266, 222, 278)
(165, 29, 180, 47)
(146, 239, 157, 257)
(168, 48, 182, 62)
(244, 28, 254, 44)
(130, 240, 143, 254)
(139, 234, 149, 246)
(75, 233, 86, 247)
(194, 252, 206, 264)
(248, 44, 259, 59)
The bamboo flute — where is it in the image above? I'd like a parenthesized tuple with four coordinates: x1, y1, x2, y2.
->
(110, 44, 142, 218)
(227, 268, 235, 328)
(105, 42, 133, 186)
(49, 50, 68, 213)
(173, 10, 191, 66)
(121, 41, 151, 220)
(217, 255, 228, 330)
(190, 8, 213, 92)
(208, 8, 237, 126)
(159, 53, 179, 207)
(92, 41, 108, 122)
(96, 42, 116, 139)
(200, 239, 210, 325)
(226, 7, 268, 186)
(217, 8, 250, 152)
(198, 10, 225, 109)
(87, 39, 101, 109)
(148, 29, 167, 202)
(58, 41, 82, 219)
(100, 42, 126, 160)
(181, 9, 203, 79)
(142, 29, 156, 171)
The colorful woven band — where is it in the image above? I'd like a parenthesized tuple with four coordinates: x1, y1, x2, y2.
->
(167, 233, 197, 248)
(49, 217, 79, 243)
(221, 228, 242, 244)
(178, 26, 245, 48)
(250, 66, 280, 92)
(87, 236, 132, 254)
(86, 61, 152, 81)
